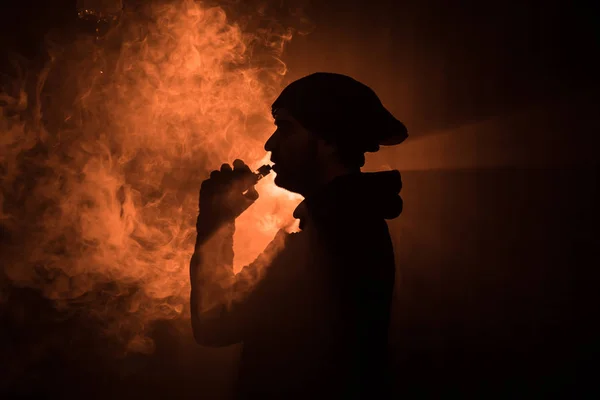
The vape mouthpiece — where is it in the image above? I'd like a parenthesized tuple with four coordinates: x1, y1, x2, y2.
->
(255, 165, 272, 182)
(243, 165, 272, 198)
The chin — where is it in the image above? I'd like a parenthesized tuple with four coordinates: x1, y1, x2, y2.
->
(274, 174, 300, 194)
(273, 174, 288, 189)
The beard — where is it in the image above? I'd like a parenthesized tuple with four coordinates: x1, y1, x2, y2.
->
(273, 169, 306, 194)
(274, 162, 325, 196)
(272, 137, 322, 196)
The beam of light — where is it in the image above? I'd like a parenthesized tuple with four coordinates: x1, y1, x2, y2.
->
(372, 100, 598, 173)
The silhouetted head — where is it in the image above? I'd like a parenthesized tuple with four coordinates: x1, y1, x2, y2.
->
(264, 72, 407, 196)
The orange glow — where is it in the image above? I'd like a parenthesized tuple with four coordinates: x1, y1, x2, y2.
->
(0, 0, 301, 353)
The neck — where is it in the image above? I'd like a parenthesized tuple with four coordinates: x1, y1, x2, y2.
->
(302, 164, 359, 199)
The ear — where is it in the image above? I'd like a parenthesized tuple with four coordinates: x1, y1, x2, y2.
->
(316, 138, 338, 158)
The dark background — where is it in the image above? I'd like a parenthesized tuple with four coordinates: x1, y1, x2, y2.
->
(1, 0, 598, 398)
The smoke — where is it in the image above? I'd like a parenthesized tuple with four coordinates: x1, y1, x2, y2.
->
(0, 0, 302, 355)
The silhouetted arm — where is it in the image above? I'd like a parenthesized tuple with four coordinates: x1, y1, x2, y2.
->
(189, 218, 285, 347)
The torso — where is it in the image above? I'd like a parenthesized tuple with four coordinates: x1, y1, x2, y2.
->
(235, 218, 395, 399)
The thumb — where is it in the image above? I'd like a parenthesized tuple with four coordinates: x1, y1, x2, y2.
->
(243, 186, 259, 202)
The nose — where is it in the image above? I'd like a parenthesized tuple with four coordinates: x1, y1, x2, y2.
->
(264, 130, 277, 152)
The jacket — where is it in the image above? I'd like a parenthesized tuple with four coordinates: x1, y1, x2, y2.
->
(190, 170, 403, 399)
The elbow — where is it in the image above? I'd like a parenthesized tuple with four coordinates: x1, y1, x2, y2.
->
(191, 313, 239, 348)
(191, 327, 231, 348)
(189, 289, 241, 347)
(192, 332, 223, 348)
(189, 288, 228, 347)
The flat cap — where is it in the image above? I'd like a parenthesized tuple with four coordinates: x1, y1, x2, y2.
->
(272, 72, 408, 153)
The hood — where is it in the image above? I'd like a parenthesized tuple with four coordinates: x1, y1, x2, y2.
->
(293, 170, 403, 229)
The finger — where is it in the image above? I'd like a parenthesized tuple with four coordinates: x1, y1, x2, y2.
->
(228, 189, 258, 217)
(232, 160, 253, 182)
(232, 171, 256, 193)
(200, 179, 211, 189)
(231, 160, 254, 187)
(243, 186, 259, 202)
(200, 176, 217, 191)
(220, 163, 232, 172)
(232, 159, 250, 172)
(210, 170, 221, 179)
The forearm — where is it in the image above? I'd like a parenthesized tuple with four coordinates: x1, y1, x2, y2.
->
(189, 214, 288, 346)
(190, 159, 268, 345)
(190, 217, 238, 345)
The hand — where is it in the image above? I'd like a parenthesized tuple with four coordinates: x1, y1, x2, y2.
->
(197, 159, 259, 231)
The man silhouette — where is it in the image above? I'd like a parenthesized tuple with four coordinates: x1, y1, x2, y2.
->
(190, 72, 407, 399)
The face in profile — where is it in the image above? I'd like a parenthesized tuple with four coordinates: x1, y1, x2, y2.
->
(264, 108, 322, 195)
